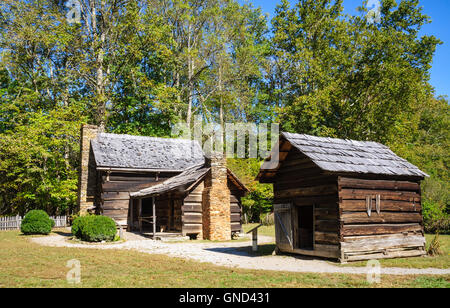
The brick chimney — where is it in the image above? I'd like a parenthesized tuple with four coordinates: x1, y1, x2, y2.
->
(77, 124, 99, 214)
(202, 152, 231, 241)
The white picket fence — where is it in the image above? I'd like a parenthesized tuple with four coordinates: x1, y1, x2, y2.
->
(0, 215, 67, 231)
(52, 216, 68, 228)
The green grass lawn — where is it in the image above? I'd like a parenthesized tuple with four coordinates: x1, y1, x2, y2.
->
(0, 230, 448, 288)
(243, 224, 450, 269)
(243, 223, 277, 237)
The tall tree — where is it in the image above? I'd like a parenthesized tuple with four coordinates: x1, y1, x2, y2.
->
(271, 0, 441, 142)
(0, 0, 271, 215)
(0, 0, 84, 119)
(0, 105, 87, 215)
(151, 0, 269, 126)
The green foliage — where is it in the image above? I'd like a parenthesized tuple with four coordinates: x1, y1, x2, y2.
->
(242, 186, 274, 223)
(424, 218, 450, 236)
(270, 0, 447, 232)
(0, 106, 86, 215)
(0, 0, 446, 227)
(71, 215, 85, 239)
(422, 180, 449, 234)
(392, 97, 450, 234)
(271, 0, 441, 142)
(0, 0, 89, 215)
(72, 215, 117, 243)
(0, 0, 271, 215)
(20, 210, 54, 235)
(228, 158, 273, 222)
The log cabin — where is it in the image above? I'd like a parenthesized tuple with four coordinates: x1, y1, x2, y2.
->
(257, 133, 428, 262)
(77, 125, 248, 241)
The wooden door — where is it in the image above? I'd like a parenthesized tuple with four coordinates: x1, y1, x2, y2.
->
(274, 203, 293, 251)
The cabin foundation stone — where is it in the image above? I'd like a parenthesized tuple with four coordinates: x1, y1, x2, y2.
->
(77, 124, 99, 214)
(202, 153, 231, 241)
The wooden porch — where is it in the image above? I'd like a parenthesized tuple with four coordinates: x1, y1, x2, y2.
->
(129, 194, 183, 238)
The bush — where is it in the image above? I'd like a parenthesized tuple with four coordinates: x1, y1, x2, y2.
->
(241, 185, 274, 223)
(72, 215, 117, 242)
(422, 198, 450, 234)
(71, 215, 84, 239)
(81, 216, 117, 242)
(20, 210, 55, 235)
(424, 217, 450, 235)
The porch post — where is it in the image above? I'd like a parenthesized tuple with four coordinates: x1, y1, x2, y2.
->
(129, 199, 134, 231)
(252, 229, 258, 252)
(138, 198, 142, 233)
(152, 197, 156, 237)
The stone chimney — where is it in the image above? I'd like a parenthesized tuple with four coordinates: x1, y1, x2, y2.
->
(202, 152, 231, 241)
(77, 124, 99, 214)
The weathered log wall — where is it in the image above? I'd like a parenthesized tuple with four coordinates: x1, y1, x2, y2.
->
(182, 181, 204, 236)
(100, 171, 172, 226)
(181, 179, 243, 237)
(338, 177, 426, 261)
(273, 150, 340, 259)
(229, 181, 243, 233)
(271, 148, 426, 261)
(99, 170, 244, 235)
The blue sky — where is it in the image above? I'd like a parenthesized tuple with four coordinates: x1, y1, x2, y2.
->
(245, 0, 449, 97)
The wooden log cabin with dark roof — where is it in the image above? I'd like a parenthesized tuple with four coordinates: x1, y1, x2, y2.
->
(257, 132, 428, 262)
(77, 125, 248, 241)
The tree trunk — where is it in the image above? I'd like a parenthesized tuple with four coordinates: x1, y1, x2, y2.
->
(92, 0, 106, 129)
(218, 64, 224, 128)
(187, 21, 193, 125)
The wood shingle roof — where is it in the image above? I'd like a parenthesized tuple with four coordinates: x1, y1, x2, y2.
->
(91, 133, 205, 171)
(130, 164, 209, 198)
(258, 133, 428, 180)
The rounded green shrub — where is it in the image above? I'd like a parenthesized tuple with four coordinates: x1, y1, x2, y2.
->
(72, 215, 117, 242)
(81, 216, 117, 242)
(71, 215, 85, 238)
(21, 210, 54, 235)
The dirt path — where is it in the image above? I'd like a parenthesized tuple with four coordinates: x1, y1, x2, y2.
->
(31, 232, 450, 276)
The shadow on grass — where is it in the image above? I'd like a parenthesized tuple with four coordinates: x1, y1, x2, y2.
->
(205, 243, 277, 257)
(53, 230, 72, 237)
(125, 231, 154, 240)
(18, 230, 71, 238)
(205, 244, 339, 264)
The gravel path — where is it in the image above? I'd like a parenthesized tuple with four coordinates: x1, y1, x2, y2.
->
(31, 232, 450, 276)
